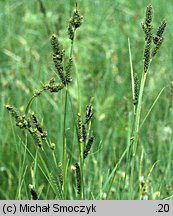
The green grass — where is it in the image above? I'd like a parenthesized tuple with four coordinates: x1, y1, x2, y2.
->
(0, 0, 173, 200)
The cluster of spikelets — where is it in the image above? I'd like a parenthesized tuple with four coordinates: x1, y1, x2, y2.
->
(142, 4, 166, 73)
(75, 97, 95, 194)
(6, 105, 47, 148)
(133, 4, 166, 107)
(33, 3, 83, 97)
(77, 98, 94, 159)
(5, 5, 83, 146)
(5, 4, 95, 198)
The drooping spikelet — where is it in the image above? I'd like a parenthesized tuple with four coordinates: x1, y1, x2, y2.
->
(6, 105, 28, 129)
(83, 136, 95, 159)
(75, 163, 81, 195)
(31, 112, 47, 139)
(68, 3, 83, 41)
(28, 127, 42, 148)
(43, 79, 64, 93)
(6, 105, 44, 148)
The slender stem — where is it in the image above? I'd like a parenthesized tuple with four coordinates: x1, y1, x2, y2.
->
(72, 30, 84, 199)
(62, 33, 76, 199)
(63, 84, 68, 199)
(133, 72, 147, 155)
(128, 38, 135, 114)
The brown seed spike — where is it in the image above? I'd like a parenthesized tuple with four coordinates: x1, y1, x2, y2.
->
(77, 113, 83, 143)
(156, 19, 166, 38)
(29, 184, 38, 200)
(145, 4, 153, 26)
(75, 163, 81, 194)
(83, 136, 94, 159)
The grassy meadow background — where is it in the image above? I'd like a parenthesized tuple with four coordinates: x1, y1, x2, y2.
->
(0, 0, 173, 199)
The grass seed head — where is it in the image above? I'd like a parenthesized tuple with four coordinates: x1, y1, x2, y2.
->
(75, 163, 81, 195)
(83, 136, 95, 159)
(28, 128, 42, 148)
(68, 3, 83, 40)
(85, 97, 94, 124)
(152, 20, 166, 57)
(77, 113, 83, 143)
(43, 80, 64, 92)
(65, 57, 73, 84)
(133, 73, 140, 106)
(29, 184, 38, 200)
(142, 4, 153, 41)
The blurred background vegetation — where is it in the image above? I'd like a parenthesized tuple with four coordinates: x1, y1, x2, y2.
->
(0, 0, 173, 199)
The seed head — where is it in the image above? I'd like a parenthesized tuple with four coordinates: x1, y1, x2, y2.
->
(133, 73, 140, 106)
(83, 136, 95, 159)
(75, 163, 81, 195)
(77, 113, 83, 143)
(68, 3, 83, 40)
(29, 184, 38, 200)
(65, 57, 73, 84)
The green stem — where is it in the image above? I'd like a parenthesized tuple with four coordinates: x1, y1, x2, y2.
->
(62, 35, 75, 199)
(63, 85, 68, 199)
(132, 72, 147, 155)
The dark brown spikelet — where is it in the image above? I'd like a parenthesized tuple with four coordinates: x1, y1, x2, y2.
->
(143, 39, 152, 73)
(155, 19, 166, 40)
(6, 105, 19, 119)
(51, 34, 66, 85)
(83, 136, 95, 159)
(85, 97, 94, 124)
(31, 112, 47, 139)
(142, 4, 153, 73)
(152, 20, 166, 57)
(68, 3, 83, 40)
(145, 4, 153, 26)
(28, 128, 42, 148)
(142, 4, 153, 41)
(151, 37, 164, 57)
(75, 163, 81, 195)
(29, 185, 38, 200)
(77, 113, 83, 143)
(133, 73, 140, 106)
(6, 105, 28, 129)
(82, 123, 87, 144)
